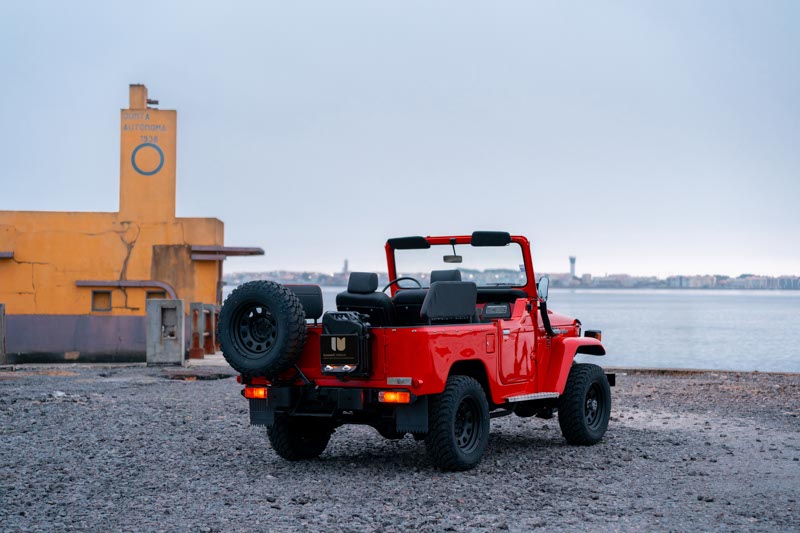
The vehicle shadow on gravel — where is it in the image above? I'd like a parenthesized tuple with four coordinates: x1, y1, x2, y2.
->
(242, 424, 648, 472)
(487, 432, 572, 452)
(482, 427, 636, 461)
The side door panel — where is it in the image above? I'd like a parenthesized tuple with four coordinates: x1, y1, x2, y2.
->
(498, 322, 535, 384)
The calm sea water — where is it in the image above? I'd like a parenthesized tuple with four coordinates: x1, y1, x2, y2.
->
(222, 286, 800, 372)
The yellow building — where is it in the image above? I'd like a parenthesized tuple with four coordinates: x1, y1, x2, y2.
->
(0, 84, 262, 362)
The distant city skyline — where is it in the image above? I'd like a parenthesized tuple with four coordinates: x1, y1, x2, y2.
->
(1, 2, 798, 278)
(225, 266, 800, 291)
(226, 253, 799, 279)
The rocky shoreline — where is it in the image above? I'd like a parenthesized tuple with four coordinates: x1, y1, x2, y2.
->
(1, 366, 797, 531)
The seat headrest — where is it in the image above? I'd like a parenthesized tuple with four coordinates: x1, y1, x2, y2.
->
(348, 272, 379, 294)
(285, 284, 323, 320)
(421, 281, 477, 322)
(430, 269, 462, 283)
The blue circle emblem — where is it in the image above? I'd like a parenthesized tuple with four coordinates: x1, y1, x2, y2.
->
(131, 143, 164, 176)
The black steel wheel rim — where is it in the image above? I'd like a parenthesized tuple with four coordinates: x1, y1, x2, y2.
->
(454, 396, 481, 454)
(231, 302, 278, 359)
(585, 382, 604, 430)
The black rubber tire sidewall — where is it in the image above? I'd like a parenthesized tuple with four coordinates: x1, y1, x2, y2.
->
(217, 280, 307, 377)
(267, 416, 333, 461)
(425, 376, 490, 471)
(558, 363, 611, 445)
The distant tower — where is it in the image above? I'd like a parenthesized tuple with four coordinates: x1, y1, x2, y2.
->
(343, 259, 349, 275)
(569, 256, 576, 279)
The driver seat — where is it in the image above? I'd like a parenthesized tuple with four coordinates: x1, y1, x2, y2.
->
(421, 281, 478, 324)
(336, 272, 395, 327)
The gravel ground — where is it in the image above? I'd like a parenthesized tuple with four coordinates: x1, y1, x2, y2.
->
(1, 365, 798, 532)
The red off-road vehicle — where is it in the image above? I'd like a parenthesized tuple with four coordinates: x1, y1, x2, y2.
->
(219, 232, 612, 471)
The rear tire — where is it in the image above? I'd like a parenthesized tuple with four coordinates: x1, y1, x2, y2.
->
(267, 416, 333, 461)
(218, 280, 307, 377)
(425, 376, 490, 471)
(558, 363, 611, 445)
(375, 426, 407, 440)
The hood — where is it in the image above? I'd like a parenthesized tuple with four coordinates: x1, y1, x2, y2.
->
(538, 308, 579, 328)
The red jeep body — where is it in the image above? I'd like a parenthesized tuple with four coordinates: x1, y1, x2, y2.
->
(247, 234, 604, 399)
(229, 232, 610, 469)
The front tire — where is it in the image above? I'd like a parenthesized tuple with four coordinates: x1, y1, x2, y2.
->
(267, 416, 333, 461)
(425, 376, 490, 471)
(558, 363, 611, 445)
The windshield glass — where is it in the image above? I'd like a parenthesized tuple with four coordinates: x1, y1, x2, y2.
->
(394, 243, 527, 287)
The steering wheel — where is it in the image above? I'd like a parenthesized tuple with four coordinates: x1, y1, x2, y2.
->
(382, 276, 422, 293)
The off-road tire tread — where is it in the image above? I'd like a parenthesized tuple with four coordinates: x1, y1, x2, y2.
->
(218, 280, 307, 377)
(425, 375, 490, 471)
(267, 417, 333, 461)
(558, 363, 611, 445)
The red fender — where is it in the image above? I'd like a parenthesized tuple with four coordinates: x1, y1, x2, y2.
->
(544, 337, 606, 394)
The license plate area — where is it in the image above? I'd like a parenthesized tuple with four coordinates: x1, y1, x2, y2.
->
(320, 333, 360, 369)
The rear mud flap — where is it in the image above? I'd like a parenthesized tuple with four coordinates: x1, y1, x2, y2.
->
(249, 387, 300, 426)
(396, 396, 428, 433)
(249, 399, 273, 427)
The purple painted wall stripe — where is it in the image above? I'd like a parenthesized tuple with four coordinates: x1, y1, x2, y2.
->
(5, 315, 147, 362)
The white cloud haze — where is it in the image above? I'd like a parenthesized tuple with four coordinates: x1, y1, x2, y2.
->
(1, 1, 798, 277)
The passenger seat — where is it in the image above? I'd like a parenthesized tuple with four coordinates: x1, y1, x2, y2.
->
(336, 272, 395, 327)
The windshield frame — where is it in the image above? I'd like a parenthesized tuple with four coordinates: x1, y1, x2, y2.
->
(385, 234, 537, 298)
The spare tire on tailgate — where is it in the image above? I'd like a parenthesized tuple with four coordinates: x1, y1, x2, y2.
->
(218, 281, 307, 377)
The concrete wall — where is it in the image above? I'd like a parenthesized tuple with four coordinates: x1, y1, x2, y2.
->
(0, 213, 223, 316)
(0, 304, 6, 364)
(4, 315, 146, 363)
(146, 299, 185, 366)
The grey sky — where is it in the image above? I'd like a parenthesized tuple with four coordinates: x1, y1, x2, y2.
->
(1, 1, 798, 277)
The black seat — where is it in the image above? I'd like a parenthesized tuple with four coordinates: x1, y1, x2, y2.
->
(285, 284, 324, 324)
(394, 269, 462, 326)
(336, 272, 394, 327)
(430, 269, 462, 283)
(420, 281, 478, 325)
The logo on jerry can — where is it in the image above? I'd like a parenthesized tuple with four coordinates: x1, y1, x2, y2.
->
(331, 337, 346, 352)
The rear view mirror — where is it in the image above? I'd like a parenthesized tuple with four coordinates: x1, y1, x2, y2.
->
(444, 238, 462, 263)
(537, 276, 550, 302)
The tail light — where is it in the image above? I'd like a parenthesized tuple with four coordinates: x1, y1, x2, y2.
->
(378, 391, 411, 404)
(244, 387, 268, 400)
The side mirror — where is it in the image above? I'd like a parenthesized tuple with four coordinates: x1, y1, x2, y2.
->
(537, 276, 550, 303)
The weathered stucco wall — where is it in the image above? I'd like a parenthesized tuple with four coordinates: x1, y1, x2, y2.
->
(0, 214, 223, 316)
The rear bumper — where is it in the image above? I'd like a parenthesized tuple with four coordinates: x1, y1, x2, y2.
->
(248, 386, 428, 433)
